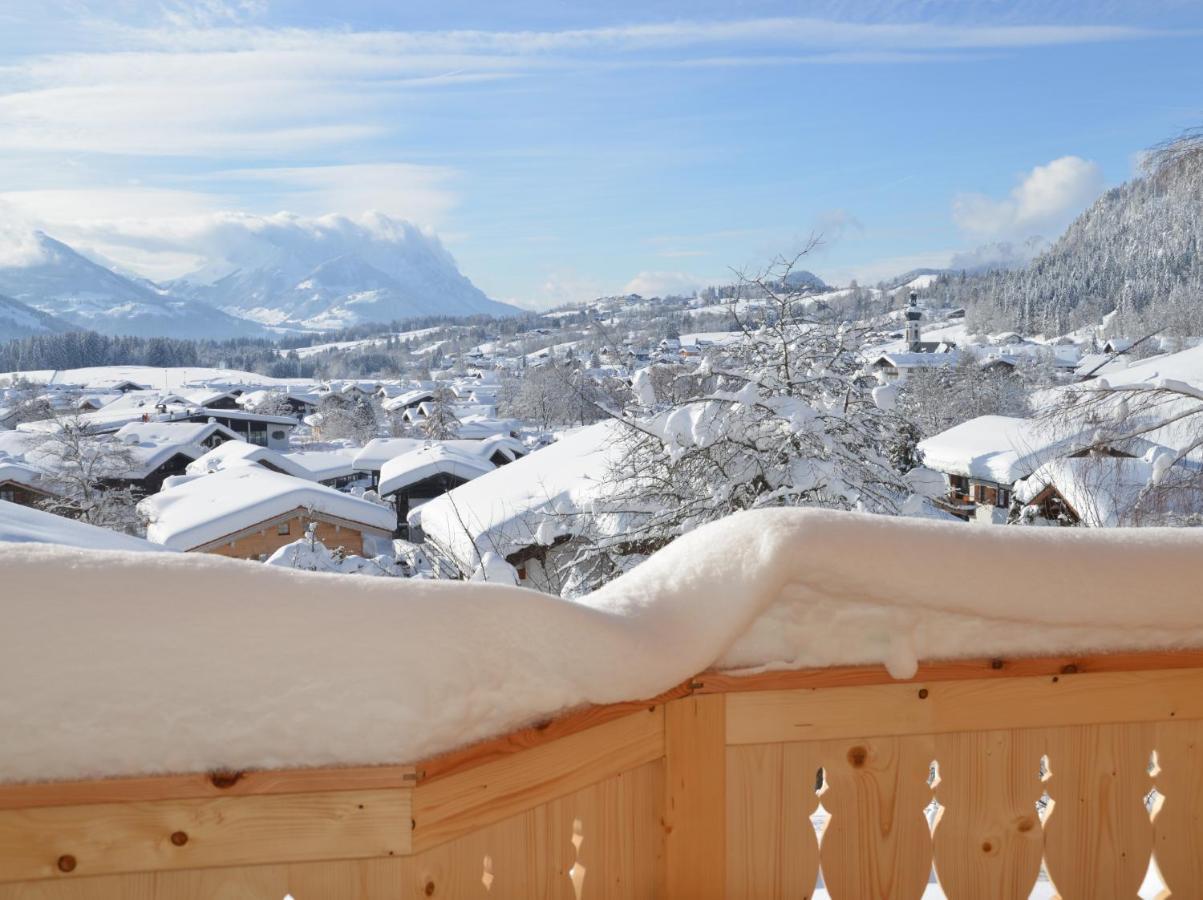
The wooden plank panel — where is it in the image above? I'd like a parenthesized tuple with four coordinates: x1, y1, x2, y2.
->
(664, 693, 726, 900)
(931, 730, 1044, 900)
(817, 734, 934, 900)
(727, 669, 1203, 744)
(1152, 719, 1203, 896)
(726, 743, 821, 899)
(412, 706, 663, 853)
(406, 761, 663, 900)
(416, 682, 690, 783)
(696, 651, 1203, 694)
(0, 766, 416, 812)
(0, 873, 155, 900)
(1043, 723, 1154, 900)
(0, 788, 411, 884)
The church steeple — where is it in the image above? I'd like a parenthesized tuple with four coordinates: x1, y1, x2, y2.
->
(904, 291, 922, 350)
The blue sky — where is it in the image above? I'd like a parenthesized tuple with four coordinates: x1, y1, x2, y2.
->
(0, 1, 1201, 307)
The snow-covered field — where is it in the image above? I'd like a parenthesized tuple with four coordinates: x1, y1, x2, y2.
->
(0, 364, 306, 390)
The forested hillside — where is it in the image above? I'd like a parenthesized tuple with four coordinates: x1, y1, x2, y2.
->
(925, 130, 1203, 336)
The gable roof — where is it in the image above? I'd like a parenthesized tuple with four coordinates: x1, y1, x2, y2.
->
(377, 445, 495, 497)
(138, 467, 395, 551)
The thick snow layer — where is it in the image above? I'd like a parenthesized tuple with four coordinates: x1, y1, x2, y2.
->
(186, 440, 312, 479)
(0, 500, 166, 552)
(413, 421, 621, 567)
(138, 466, 396, 550)
(377, 445, 495, 497)
(3, 508, 1203, 782)
(917, 415, 1087, 484)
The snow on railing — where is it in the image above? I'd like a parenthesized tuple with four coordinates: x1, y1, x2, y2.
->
(3, 508, 1203, 784)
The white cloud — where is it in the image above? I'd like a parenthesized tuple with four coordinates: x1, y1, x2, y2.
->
(622, 271, 704, 298)
(952, 155, 1104, 240)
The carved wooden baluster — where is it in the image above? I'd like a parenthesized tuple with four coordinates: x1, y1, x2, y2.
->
(817, 735, 934, 900)
(931, 729, 1044, 899)
(1152, 719, 1203, 895)
(1043, 723, 1154, 900)
(726, 743, 822, 899)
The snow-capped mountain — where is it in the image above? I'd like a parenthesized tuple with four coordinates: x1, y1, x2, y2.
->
(166, 213, 520, 329)
(0, 233, 268, 340)
(0, 294, 75, 341)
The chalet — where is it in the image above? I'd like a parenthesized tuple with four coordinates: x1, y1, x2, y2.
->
(0, 459, 54, 509)
(177, 408, 297, 449)
(138, 467, 395, 559)
(110, 421, 242, 493)
(915, 414, 1166, 520)
(382, 387, 435, 413)
(354, 435, 526, 488)
(185, 440, 315, 480)
(377, 445, 497, 536)
(916, 415, 1072, 517)
(869, 350, 959, 381)
(412, 420, 621, 590)
(1014, 453, 1203, 527)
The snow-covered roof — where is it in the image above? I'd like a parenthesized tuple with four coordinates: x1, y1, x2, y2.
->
(0, 500, 166, 553)
(871, 351, 960, 369)
(917, 415, 1087, 484)
(353, 438, 428, 471)
(1014, 456, 1165, 527)
(112, 421, 242, 478)
(5, 507, 1203, 783)
(185, 440, 312, 479)
(377, 445, 496, 497)
(1095, 341, 1203, 393)
(0, 459, 46, 491)
(278, 447, 361, 482)
(413, 420, 623, 568)
(138, 467, 395, 551)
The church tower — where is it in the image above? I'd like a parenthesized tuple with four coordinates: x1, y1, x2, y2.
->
(904, 291, 922, 350)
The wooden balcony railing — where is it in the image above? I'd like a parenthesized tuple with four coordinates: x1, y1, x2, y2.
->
(3, 650, 1203, 899)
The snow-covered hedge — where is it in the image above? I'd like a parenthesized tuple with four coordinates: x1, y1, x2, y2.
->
(2, 508, 1202, 783)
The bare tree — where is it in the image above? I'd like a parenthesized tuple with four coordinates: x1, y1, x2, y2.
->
(32, 417, 143, 533)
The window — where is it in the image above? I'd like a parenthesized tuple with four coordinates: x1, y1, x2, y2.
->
(271, 430, 286, 441)
(277, 522, 290, 536)
(996, 489, 1011, 509)
(0, 489, 14, 503)
(973, 484, 990, 503)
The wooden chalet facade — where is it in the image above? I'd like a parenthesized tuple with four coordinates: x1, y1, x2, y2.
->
(193, 507, 392, 560)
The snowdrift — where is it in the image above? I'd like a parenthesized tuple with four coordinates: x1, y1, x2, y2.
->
(2, 508, 1202, 783)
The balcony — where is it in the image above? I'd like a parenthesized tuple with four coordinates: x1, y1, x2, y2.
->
(1, 509, 1201, 898)
(3, 652, 1202, 898)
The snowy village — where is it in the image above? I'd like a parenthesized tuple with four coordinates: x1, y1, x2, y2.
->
(3, 3, 1203, 899)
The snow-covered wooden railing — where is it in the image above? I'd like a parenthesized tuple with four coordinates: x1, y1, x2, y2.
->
(3, 650, 1203, 899)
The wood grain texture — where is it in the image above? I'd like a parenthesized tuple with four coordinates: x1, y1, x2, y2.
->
(727, 668, 1203, 744)
(1043, 723, 1154, 900)
(931, 730, 1044, 899)
(406, 761, 663, 900)
(411, 706, 663, 853)
(0, 765, 416, 812)
(1152, 719, 1203, 897)
(415, 681, 690, 784)
(696, 651, 1203, 694)
(726, 743, 821, 899)
(664, 693, 726, 900)
(817, 734, 935, 900)
(0, 788, 411, 884)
